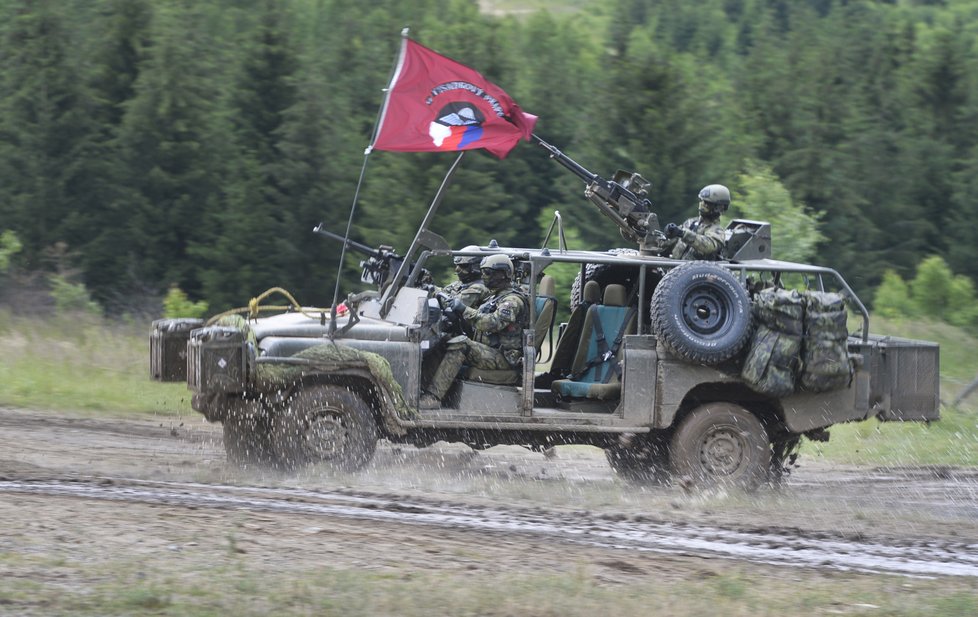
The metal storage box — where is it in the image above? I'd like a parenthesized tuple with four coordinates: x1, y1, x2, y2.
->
(150, 318, 205, 382)
(187, 326, 249, 393)
(864, 335, 941, 422)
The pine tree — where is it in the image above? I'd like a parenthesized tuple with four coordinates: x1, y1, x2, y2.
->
(117, 1, 228, 298)
(196, 0, 301, 310)
(0, 1, 97, 271)
(79, 0, 154, 306)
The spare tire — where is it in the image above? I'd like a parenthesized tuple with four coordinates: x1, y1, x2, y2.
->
(651, 261, 751, 365)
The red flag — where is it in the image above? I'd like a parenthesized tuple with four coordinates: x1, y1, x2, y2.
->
(372, 38, 538, 159)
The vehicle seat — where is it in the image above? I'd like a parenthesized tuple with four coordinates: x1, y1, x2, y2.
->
(534, 274, 558, 363)
(548, 280, 601, 377)
(551, 284, 636, 401)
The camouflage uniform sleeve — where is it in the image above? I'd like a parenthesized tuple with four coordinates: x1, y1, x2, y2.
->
(462, 291, 526, 334)
(457, 282, 490, 307)
(681, 220, 725, 258)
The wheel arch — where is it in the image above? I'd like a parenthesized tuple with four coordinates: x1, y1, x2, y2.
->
(669, 381, 786, 436)
(286, 369, 406, 438)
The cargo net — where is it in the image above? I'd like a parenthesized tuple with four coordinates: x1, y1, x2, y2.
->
(741, 289, 853, 397)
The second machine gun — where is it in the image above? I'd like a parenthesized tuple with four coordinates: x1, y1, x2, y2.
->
(533, 135, 665, 254)
(314, 223, 416, 292)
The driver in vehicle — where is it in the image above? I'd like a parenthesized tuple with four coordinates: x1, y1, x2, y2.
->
(661, 184, 730, 260)
(420, 254, 529, 409)
(437, 245, 491, 308)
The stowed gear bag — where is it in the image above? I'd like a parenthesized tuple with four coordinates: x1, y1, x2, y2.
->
(741, 288, 804, 397)
(799, 291, 852, 392)
(741, 288, 852, 396)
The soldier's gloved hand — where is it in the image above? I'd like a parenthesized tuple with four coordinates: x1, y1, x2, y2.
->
(449, 298, 467, 315)
(664, 223, 681, 239)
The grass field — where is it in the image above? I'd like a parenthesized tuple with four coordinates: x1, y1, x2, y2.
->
(1, 552, 976, 617)
(1, 309, 976, 467)
(0, 310, 192, 418)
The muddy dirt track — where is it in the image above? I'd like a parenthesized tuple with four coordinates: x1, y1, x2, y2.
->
(2, 406, 978, 585)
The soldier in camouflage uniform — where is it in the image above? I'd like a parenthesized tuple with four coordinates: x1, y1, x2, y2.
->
(661, 184, 730, 260)
(438, 245, 491, 308)
(420, 254, 529, 409)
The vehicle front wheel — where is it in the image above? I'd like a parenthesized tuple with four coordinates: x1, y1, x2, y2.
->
(272, 385, 378, 472)
(669, 403, 770, 491)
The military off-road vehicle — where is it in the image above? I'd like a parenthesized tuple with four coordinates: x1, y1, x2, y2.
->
(151, 140, 940, 490)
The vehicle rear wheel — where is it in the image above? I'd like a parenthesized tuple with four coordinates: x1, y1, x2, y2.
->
(670, 403, 770, 491)
(272, 385, 378, 472)
(651, 261, 752, 365)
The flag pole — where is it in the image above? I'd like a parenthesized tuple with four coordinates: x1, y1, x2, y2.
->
(328, 28, 411, 338)
(379, 150, 466, 313)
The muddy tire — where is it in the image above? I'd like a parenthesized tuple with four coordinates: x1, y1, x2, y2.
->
(272, 385, 378, 472)
(670, 403, 770, 491)
(223, 412, 274, 467)
(650, 261, 751, 365)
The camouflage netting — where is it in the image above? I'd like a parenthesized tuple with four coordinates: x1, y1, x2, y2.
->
(216, 315, 413, 435)
(741, 289, 852, 397)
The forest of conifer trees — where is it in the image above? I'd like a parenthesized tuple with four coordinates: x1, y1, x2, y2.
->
(3, 0, 978, 316)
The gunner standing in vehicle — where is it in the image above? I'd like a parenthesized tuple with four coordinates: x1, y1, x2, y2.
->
(420, 254, 529, 409)
(661, 184, 730, 260)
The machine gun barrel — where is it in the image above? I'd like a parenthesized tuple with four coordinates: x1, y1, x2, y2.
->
(313, 223, 380, 257)
(314, 223, 408, 289)
(533, 136, 597, 185)
(532, 135, 659, 249)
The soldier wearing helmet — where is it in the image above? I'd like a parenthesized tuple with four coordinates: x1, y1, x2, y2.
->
(420, 253, 529, 409)
(439, 245, 491, 308)
(661, 184, 730, 260)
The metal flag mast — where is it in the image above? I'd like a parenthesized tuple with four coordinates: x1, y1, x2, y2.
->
(326, 28, 465, 335)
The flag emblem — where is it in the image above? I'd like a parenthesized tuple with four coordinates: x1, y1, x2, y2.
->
(429, 103, 485, 150)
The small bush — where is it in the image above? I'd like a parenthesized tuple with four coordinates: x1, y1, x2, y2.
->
(163, 285, 209, 319)
(873, 270, 915, 319)
(48, 274, 101, 315)
(0, 230, 22, 272)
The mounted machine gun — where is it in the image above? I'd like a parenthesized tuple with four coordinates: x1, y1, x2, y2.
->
(534, 135, 664, 254)
(314, 223, 409, 291)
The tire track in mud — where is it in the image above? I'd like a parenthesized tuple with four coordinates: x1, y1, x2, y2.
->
(2, 477, 976, 579)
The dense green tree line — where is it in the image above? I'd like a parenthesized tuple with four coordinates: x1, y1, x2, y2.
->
(2, 0, 978, 313)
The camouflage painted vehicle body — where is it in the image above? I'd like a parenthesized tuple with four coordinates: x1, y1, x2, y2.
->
(152, 228, 940, 490)
(151, 140, 938, 489)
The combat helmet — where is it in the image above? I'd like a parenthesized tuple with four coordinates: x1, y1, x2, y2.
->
(697, 184, 731, 218)
(480, 253, 513, 289)
(453, 245, 483, 283)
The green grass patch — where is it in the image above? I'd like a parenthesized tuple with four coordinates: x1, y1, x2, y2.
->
(2, 555, 976, 617)
(0, 309, 191, 417)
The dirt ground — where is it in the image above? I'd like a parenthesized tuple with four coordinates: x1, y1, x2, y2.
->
(2, 405, 977, 608)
